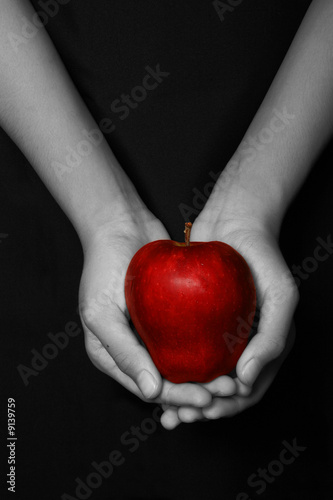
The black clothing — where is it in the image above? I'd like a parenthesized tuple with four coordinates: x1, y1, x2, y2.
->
(1, 2, 332, 499)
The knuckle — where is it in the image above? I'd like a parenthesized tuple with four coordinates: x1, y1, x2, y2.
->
(265, 335, 286, 359)
(282, 273, 300, 304)
(163, 384, 174, 405)
(79, 301, 101, 330)
(163, 384, 182, 406)
(288, 281, 300, 306)
(83, 334, 103, 366)
(269, 271, 300, 308)
(112, 349, 136, 374)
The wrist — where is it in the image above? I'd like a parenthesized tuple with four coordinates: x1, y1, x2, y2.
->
(203, 154, 288, 237)
(78, 195, 156, 253)
(60, 142, 156, 250)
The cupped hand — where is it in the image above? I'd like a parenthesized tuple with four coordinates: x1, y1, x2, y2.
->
(78, 212, 213, 412)
(160, 211, 299, 429)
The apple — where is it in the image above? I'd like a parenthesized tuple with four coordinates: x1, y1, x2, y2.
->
(125, 223, 256, 383)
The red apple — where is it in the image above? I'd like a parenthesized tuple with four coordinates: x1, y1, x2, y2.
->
(125, 223, 256, 383)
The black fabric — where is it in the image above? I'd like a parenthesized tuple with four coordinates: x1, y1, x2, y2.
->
(1, 1, 332, 499)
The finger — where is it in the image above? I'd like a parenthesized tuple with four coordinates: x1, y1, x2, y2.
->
(155, 380, 212, 408)
(84, 322, 213, 408)
(131, 329, 213, 407)
(177, 406, 204, 423)
(236, 282, 298, 387)
(202, 376, 270, 419)
(160, 406, 182, 430)
(203, 324, 296, 419)
(82, 305, 162, 400)
(84, 328, 151, 399)
(234, 378, 253, 397)
(200, 375, 237, 396)
(203, 366, 274, 419)
(203, 367, 276, 418)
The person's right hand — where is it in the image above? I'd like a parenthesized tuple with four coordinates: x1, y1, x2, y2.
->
(79, 210, 214, 411)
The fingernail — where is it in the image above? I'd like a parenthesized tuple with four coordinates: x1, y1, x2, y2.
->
(138, 370, 158, 399)
(241, 358, 260, 387)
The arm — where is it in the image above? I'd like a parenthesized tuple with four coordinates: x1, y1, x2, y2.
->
(0, 0, 214, 414)
(161, 0, 333, 428)
(0, 0, 144, 246)
(208, 0, 333, 231)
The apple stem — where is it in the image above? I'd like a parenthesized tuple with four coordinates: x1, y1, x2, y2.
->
(184, 222, 192, 246)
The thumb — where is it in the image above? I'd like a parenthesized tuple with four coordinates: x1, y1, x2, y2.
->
(81, 304, 162, 400)
(236, 284, 298, 387)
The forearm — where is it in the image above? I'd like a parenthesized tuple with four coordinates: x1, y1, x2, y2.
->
(0, 0, 146, 247)
(210, 0, 333, 230)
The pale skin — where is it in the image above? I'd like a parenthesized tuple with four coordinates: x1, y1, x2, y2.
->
(1, 0, 332, 429)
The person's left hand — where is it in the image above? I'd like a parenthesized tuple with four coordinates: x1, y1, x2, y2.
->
(159, 209, 298, 429)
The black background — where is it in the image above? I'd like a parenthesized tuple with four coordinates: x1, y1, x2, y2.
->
(1, 1, 332, 499)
